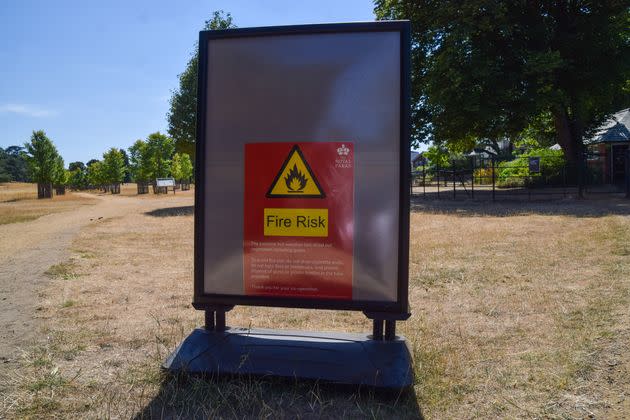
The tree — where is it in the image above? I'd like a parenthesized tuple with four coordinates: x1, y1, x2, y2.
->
(23, 130, 62, 198)
(0, 146, 30, 182)
(118, 148, 131, 183)
(86, 159, 100, 167)
(102, 148, 126, 188)
(128, 139, 151, 183)
(0, 149, 11, 182)
(68, 167, 87, 190)
(68, 161, 85, 172)
(167, 11, 235, 159)
(145, 132, 175, 179)
(86, 160, 104, 189)
(180, 153, 193, 182)
(374, 1, 630, 168)
(170, 152, 183, 182)
(52, 155, 66, 186)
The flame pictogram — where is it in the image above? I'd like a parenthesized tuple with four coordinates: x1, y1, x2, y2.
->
(284, 164, 308, 192)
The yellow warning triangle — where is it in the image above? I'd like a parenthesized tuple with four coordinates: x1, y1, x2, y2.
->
(266, 145, 325, 198)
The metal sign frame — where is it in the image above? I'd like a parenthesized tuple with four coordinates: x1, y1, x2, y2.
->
(193, 21, 411, 318)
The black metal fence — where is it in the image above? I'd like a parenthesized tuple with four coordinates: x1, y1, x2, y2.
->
(412, 151, 630, 201)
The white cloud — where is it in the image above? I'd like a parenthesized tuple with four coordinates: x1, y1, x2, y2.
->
(0, 104, 57, 117)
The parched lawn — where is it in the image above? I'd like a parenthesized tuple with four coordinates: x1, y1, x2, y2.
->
(2, 197, 629, 419)
(0, 183, 94, 225)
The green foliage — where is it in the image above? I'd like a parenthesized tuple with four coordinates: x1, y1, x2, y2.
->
(128, 133, 176, 182)
(374, 1, 630, 164)
(68, 161, 85, 172)
(0, 146, 30, 182)
(170, 153, 183, 181)
(53, 155, 66, 186)
(424, 144, 450, 168)
(118, 148, 131, 182)
(68, 168, 87, 189)
(180, 153, 193, 181)
(145, 132, 175, 179)
(24, 131, 62, 185)
(513, 112, 557, 154)
(128, 139, 151, 182)
(86, 160, 104, 187)
(497, 148, 566, 187)
(101, 148, 126, 184)
(167, 11, 236, 159)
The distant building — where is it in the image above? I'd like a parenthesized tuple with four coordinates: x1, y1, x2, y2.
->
(411, 152, 426, 169)
(585, 108, 629, 184)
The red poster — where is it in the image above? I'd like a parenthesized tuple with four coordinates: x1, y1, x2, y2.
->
(244, 142, 354, 299)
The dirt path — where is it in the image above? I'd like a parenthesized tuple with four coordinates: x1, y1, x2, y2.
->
(0, 193, 181, 365)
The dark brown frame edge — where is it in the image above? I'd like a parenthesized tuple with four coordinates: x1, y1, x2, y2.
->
(194, 21, 411, 318)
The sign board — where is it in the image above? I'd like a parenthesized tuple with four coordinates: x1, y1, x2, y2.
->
(528, 157, 541, 173)
(156, 178, 176, 187)
(194, 22, 410, 316)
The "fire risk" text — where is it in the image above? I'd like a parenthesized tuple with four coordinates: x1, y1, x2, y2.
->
(263, 208, 328, 237)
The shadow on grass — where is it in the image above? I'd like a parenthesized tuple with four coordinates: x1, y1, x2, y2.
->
(133, 373, 423, 419)
(412, 196, 630, 218)
(145, 206, 194, 218)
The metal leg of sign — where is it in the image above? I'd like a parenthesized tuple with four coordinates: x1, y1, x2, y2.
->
(385, 320, 396, 341)
(203, 305, 234, 332)
(215, 311, 226, 332)
(372, 319, 384, 341)
(204, 310, 215, 331)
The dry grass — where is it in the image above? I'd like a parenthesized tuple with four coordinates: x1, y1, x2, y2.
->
(0, 182, 38, 202)
(1, 198, 629, 418)
(0, 183, 95, 225)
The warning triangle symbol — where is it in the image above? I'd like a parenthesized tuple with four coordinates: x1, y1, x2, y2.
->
(266, 145, 325, 198)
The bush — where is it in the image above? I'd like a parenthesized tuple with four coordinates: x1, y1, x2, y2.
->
(473, 167, 496, 185)
(497, 148, 565, 188)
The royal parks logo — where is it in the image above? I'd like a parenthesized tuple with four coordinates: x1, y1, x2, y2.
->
(335, 144, 352, 169)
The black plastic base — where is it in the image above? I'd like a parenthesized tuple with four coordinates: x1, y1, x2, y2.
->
(163, 327, 414, 389)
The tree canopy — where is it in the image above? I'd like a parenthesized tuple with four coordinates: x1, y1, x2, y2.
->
(167, 11, 235, 159)
(0, 146, 29, 182)
(145, 132, 175, 179)
(102, 148, 126, 185)
(24, 130, 63, 185)
(375, 0, 630, 165)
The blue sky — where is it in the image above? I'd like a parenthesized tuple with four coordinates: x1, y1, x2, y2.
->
(0, 0, 376, 164)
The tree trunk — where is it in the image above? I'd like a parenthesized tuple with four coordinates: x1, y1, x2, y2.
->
(37, 183, 52, 199)
(553, 107, 584, 196)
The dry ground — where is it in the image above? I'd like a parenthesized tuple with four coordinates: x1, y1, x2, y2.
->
(1, 188, 629, 419)
(0, 183, 95, 225)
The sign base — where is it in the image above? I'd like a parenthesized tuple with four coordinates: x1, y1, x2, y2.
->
(163, 327, 414, 389)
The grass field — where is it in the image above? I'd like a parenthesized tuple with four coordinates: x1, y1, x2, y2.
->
(0, 183, 95, 225)
(1, 195, 629, 418)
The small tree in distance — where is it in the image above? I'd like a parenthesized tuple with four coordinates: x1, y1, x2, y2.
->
(170, 153, 183, 185)
(145, 132, 175, 181)
(24, 130, 62, 198)
(53, 155, 67, 195)
(102, 148, 126, 194)
(86, 160, 105, 191)
(180, 153, 193, 190)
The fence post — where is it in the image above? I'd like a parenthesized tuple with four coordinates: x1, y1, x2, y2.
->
(423, 164, 426, 198)
(471, 158, 475, 200)
(491, 158, 496, 202)
(578, 154, 585, 199)
(437, 162, 440, 199)
(452, 161, 456, 199)
(562, 165, 567, 198)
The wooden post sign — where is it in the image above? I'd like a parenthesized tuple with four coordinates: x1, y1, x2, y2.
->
(165, 21, 413, 388)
